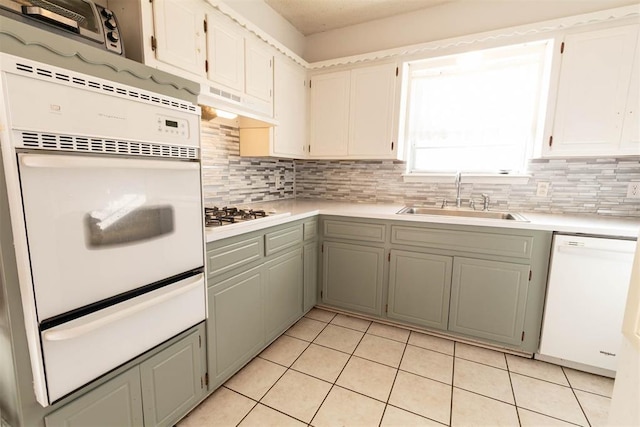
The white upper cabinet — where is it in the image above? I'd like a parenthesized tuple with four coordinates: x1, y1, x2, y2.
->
(545, 24, 640, 157)
(309, 70, 351, 157)
(239, 56, 306, 158)
(245, 39, 274, 103)
(206, 13, 245, 93)
(273, 56, 306, 157)
(150, 0, 206, 77)
(309, 62, 399, 159)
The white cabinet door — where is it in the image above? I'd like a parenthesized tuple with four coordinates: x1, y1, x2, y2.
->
(547, 25, 639, 156)
(273, 57, 307, 158)
(349, 63, 397, 157)
(621, 30, 640, 154)
(309, 70, 350, 157)
(151, 0, 206, 77)
(246, 39, 273, 103)
(206, 12, 245, 93)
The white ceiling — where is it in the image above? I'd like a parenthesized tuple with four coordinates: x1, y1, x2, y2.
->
(264, 0, 453, 36)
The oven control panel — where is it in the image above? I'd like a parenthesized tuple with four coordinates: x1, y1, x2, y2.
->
(156, 115, 190, 139)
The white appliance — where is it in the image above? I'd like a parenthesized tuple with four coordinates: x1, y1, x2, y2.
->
(537, 234, 636, 375)
(0, 53, 205, 405)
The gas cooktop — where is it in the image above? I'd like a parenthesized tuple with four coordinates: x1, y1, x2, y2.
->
(204, 206, 268, 227)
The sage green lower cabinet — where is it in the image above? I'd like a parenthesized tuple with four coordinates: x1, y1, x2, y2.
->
(45, 324, 206, 427)
(303, 242, 318, 312)
(207, 266, 265, 389)
(449, 257, 531, 346)
(140, 329, 204, 427)
(45, 367, 143, 427)
(265, 248, 304, 342)
(322, 241, 384, 316)
(387, 250, 452, 330)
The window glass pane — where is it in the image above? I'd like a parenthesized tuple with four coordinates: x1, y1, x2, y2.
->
(405, 41, 550, 173)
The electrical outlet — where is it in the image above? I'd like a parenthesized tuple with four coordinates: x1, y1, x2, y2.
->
(536, 182, 550, 197)
(275, 175, 281, 190)
(627, 182, 640, 198)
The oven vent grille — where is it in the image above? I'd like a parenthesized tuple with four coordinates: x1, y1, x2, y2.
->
(19, 132, 199, 159)
(14, 62, 198, 113)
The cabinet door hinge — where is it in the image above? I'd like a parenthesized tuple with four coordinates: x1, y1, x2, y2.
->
(385, 304, 388, 313)
(308, 144, 311, 153)
(395, 66, 399, 77)
(205, 59, 209, 73)
(521, 331, 525, 341)
(320, 290, 323, 298)
(205, 372, 209, 387)
(388, 253, 391, 262)
(548, 136, 553, 147)
(560, 42, 565, 54)
(391, 141, 394, 151)
(204, 19, 207, 33)
(321, 243, 323, 252)
(309, 79, 312, 88)
(200, 377, 203, 388)
(151, 35, 157, 51)
(529, 270, 532, 281)
(198, 335, 202, 348)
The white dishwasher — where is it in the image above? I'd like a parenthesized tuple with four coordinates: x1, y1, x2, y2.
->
(537, 234, 636, 376)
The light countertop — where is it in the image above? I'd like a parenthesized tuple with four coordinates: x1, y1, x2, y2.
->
(205, 199, 640, 243)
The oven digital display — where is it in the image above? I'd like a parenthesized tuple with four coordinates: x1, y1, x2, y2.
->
(165, 120, 178, 128)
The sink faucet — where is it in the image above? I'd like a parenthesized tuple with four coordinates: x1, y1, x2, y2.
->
(454, 171, 462, 208)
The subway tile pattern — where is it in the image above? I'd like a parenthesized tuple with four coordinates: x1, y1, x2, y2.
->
(200, 120, 295, 206)
(294, 157, 640, 217)
(178, 308, 615, 427)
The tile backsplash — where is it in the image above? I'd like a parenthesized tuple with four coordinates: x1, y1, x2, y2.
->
(200, 120, 294, 206)
(200, 120, 639, 217)
(294, 157, 640, 217)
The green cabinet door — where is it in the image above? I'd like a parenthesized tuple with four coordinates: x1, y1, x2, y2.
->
(322, 241, 384, 316)
(140, 328, 204, 427)
(207, 265, 264, 390)
(303, 242, 318, 312)
(449, 257, 530, 346)
(45, 367, 143, 427)
(264, 248, 304, 342)
(387, 250, 452, 330)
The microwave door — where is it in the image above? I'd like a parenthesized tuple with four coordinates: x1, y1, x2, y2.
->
(17, 153, 204, 321)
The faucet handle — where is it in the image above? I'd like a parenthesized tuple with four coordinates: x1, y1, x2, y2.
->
(481, 193, 490, 211)
(440, 198, 448, 209)
(469, 199, 476, 210)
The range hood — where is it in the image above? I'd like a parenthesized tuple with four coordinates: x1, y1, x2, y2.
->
(198, 82, 278, 128)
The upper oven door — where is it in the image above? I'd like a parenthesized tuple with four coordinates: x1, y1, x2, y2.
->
(18, 152, 204, 321)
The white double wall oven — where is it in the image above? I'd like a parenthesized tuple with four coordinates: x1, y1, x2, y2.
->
(0, 53, 205, 406)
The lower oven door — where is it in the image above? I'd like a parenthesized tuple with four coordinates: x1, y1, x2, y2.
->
(41, 272, 205, 402)
(17, 152, 204, 321)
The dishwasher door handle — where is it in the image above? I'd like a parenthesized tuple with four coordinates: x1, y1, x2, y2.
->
(558, 242, 636, 255)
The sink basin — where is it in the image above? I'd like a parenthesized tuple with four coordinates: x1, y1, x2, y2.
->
(397, 206, 528, 222)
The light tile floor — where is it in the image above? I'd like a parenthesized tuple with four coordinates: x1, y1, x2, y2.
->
(179, 308, 615, 427)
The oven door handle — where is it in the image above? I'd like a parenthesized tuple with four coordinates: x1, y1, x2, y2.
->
(20, 153, 199, 170)
(42, 274, 203, 342)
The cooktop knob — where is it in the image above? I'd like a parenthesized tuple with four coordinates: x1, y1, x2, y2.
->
(105, 18, 117, 30)
(107, 31, 119, 43)
(101, 8, 113, 19)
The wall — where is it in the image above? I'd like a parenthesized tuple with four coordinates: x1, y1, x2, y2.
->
(304, 0, 640, 62)
(200, 119, 295, 206)
(220, 0, 306, 58)
(295, 157, 640, 217)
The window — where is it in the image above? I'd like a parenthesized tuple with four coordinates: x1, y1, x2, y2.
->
(404, 40, 552, 174)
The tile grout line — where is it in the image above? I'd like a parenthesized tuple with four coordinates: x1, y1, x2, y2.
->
(307, 317, 373, 426)
(505, 351, 522, 427)
(449, 341, 456, 426)
(377, 332, 409, 427)
(562, 366, 593, 427)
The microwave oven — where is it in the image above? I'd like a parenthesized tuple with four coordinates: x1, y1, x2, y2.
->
(0, 0, 124, 55)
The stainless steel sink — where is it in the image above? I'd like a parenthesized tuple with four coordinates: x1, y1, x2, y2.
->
(397, 206, 528, 222)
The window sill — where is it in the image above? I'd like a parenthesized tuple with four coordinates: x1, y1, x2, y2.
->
(402, 173, 531, 184)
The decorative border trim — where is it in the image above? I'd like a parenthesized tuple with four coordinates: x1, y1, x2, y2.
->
(0, 28, 199, 96)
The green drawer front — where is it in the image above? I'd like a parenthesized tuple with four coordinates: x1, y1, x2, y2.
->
(265, 224, 303, 256)
(303, 220, 318, 241)
(207, 236, 264, 278)
(391, 226, 533, 259)
(323, 220, 386, 243)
